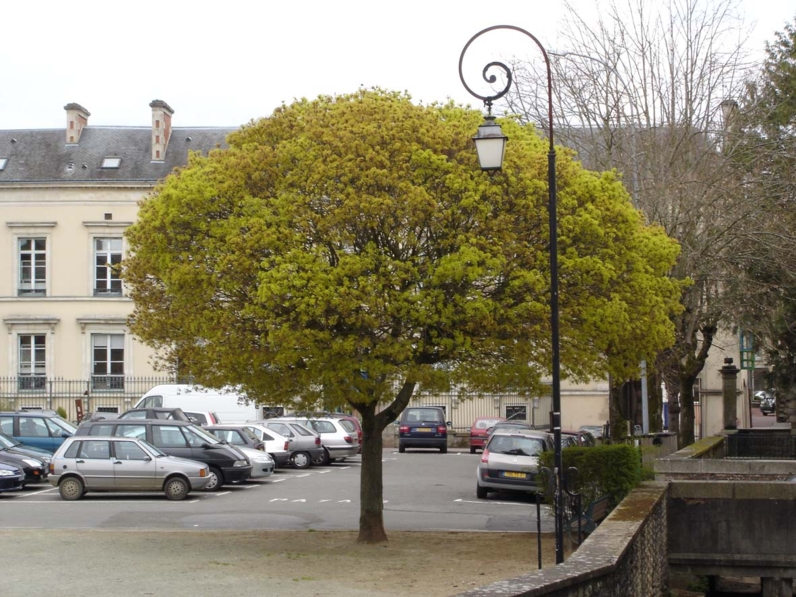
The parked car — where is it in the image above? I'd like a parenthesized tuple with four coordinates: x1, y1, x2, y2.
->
(252, 420, 324, 469)
(134, 384, 258, 423)
(760, 395, 776, 416)
(0, 445, 48, 486)
(292, 411, 363, 448)
(0, 432, 53, 463)
(0, 461, 24, 494)
(561, 429, 597, 447)
(476, 429, 554, 499)
(74, 419, 251, 490)
(398, 407, 450, 454)
(578, 425, 605, 439)
(486, 420, 538, 438)
(469, 416, 506, 454)
(235, 446, 274, 479)
(280, 417, 360, 465)
(205, 425, 266, 452)
(0, 411, 77, 453)
(240, 424, 292, 468)
(117, 408, 192, 422)
(49, 436, 212, 500)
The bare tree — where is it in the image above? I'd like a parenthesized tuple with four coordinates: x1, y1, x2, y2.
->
(501, 0, 757, 446)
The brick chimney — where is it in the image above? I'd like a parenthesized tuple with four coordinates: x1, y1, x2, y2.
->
(149, 99, 174, 161)
(64, 103, 90, 144)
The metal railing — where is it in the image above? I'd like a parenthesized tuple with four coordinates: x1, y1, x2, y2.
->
(0, 376, 181, 423)
(725, 430, 796, 459)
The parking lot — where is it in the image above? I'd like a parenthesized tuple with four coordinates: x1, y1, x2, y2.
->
(0, 449, 554, 533)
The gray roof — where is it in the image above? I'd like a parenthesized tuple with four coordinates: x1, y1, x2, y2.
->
(0, 126, 237, 184)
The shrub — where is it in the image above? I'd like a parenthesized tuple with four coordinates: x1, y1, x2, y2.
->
(540, 444, 642, 507)
(56, 406, 69, 420)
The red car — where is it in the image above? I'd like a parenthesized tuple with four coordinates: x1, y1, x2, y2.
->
(469, 416, 506, 454)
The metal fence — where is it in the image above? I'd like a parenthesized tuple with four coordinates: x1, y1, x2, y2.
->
(0, 377, 180, 423)
(725, 430, 796, 459)
(0, 377, 549, 429)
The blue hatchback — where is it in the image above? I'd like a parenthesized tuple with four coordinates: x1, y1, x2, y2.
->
(0, 412, 77, 453)
(398, 407, 449, 454)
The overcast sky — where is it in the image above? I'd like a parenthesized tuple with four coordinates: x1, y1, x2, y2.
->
(1, 0, 793, 130)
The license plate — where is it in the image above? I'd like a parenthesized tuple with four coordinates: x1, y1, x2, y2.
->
(501, 471, 526, 479)
(416, 427, 432, 432)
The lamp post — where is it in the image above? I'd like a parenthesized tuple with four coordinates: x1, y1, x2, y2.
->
(459, 24, 564, 565)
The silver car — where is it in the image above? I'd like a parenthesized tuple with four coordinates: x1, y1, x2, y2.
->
(282, 417, 361, 465)
(236, 446, 274, 479)
(252, 420, 324, 469)
(476, 429, 554, 499)
(49, 436, 212, 501)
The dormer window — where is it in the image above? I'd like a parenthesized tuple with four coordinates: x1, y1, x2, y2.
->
(101, 158, 121, 169)
(0, 158, 8, 170)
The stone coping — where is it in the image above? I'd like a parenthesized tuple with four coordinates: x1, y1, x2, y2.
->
(457, 484, 666, 596)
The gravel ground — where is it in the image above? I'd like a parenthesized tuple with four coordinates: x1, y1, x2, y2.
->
(0, 529, 557, 597)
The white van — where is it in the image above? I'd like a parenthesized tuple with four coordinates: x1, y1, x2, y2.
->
(134, 384, 263, 424)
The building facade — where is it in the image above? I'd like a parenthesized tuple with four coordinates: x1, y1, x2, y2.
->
(0, 101, 235, 414)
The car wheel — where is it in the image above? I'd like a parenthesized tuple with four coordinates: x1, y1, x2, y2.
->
(291, 451, 311, 469)
(470, 446, 476, 454)
(398, 443, 406, 453)
(164, 477, 190, 501)
(476, 483, 489, 499)
(204, 467, 224, 491)
(312, 449, 331, 466)
(440, 445, 448, 454)
(59, 477, 84, 501)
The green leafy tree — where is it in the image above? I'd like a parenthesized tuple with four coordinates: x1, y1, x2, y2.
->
(123, 89, 680, 542)
(729, 18, 796, 420)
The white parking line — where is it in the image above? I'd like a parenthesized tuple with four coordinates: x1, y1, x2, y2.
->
(208, 491, 231, 497)
(14, 487, 57, 498)
(454, 498, 538, 507)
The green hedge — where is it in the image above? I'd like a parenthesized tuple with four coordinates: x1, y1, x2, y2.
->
(539, 444, 641, 507)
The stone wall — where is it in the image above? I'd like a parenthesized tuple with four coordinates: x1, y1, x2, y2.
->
(458, 484, 669, 597)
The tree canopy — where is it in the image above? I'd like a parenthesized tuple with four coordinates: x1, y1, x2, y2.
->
(123, 89, 681, 541)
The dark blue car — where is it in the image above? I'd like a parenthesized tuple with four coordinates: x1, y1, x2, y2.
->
(398, 407, 449, 454)
(0, 461, 24, 493)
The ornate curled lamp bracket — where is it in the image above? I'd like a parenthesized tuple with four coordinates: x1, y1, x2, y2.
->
(458, 24, 554, 147)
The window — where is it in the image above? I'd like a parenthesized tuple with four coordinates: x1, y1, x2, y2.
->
(91, 334, 124, 390)
(19, 416, 49, 437)
(94, 238, 122, 296)
(18, 335, 46, 390)
(505, 405, 527, 421)
(114, 441, 149, 461)
(152, 425, 189, 448)
(0, 157, 8, 170)
(101, 157, 121, 169)
(0, 417, 14, 434)
(141, 395, 163, 408)
(18, 238, 46, 296)
(78, 440, 110, 459)
(115, 424, 146, 441)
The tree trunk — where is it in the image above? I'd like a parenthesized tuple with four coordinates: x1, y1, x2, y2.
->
(352, 380, 416, 544)
(665, 379, 682, 445)
(679, 374, 697, 447)
(648, 372, 663, 434)
(357, 407, 387, 544)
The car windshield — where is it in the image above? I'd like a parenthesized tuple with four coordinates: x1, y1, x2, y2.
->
(139, 439, 167, 457)
(488, 436, 545, 457)
(48, 417, 78, 434)
(0, 433, 18, 448)
(405, 409, 444, 423)
(310, 420, 336, 434)
(475, 418, 503, 430)
(184, 425, 220, 444)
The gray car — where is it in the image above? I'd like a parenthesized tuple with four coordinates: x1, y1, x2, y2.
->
(49, 436, 212, 501)
(252, 420, 324, 469)
(476, 429, 554, 499)
(280, 417, 361, 465)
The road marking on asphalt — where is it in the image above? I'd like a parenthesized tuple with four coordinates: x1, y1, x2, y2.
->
(210, 491, 231, 497)
(292, 499, 306, 502)
(271, 478, 286, 483)
(454, 498, 538, 507)
(337, 466, 351, 470)
(294, 474, 311, 478)
(270, 498, 288, 502)
(316, 470, 331, 474)
(13, 488, 57, 498)
(338, 499, 351, 503)
(319, 499, 331, 503)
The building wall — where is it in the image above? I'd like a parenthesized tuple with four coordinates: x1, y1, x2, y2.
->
(0, 184, 161, 381)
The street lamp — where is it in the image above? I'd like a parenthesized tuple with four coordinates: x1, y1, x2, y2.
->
(459, 24, 565, 565)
